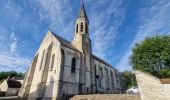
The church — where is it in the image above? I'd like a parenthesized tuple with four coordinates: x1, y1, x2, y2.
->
(18, 3, 121, 99)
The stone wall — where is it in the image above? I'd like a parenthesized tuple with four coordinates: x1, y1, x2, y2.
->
(6, 88, 19, 96)
(69, 94, 141, 100)
(135, 71, 170, 100)
(0, 79, 8, 92)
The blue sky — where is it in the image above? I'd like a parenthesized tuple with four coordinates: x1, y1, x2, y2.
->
(0, 0, 170, 72)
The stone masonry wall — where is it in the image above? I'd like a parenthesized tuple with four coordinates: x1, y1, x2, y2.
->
(135, 71, 170, 100)
(69, 94, 141, 100)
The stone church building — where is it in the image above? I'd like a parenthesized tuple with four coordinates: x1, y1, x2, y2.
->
(18, 3, 121, 99)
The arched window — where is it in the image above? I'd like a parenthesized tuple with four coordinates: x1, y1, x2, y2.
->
(115, 71, 118, 77)
(87, 87, 89, 92)
(81, 22, 83, 32)
(60, 50, 65, 79)
(95, 65, 99, 92)
(71, 57, 76, 73)
(27, 53, 39, 86)
(95, 65, 97, 77)
(115, 71, 119, 84)
(105, 68, 109, 89)
(110, 70, 114, 89)
(39, 49, 45, 70)
(61, 50, 65, 66)
(98, 67, 103, 88)
(76, 24, 78, 33)
(50, 54, 55, 70)
(100, 67, 103, 77)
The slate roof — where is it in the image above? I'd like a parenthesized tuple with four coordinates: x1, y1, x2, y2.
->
(92, 54, 117, 70)
(51, 31, 81, 53)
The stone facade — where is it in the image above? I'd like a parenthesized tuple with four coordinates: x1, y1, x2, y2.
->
(18, 3, 121, 99)
(135, 71, 170, 100)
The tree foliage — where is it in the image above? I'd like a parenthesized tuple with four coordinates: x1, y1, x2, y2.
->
(121, 70, 137, 92)
(131, 35, 170, 78)
(0, 71, 24, 81)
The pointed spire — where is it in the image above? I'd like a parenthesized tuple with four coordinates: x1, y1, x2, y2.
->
(77, 0, 88, 21)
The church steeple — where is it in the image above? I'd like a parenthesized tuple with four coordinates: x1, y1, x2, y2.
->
(74, 2, 89, 35)
(77, 2, 89, 23)
(72, 2, 92, 93)
(72, 1, 91, 53)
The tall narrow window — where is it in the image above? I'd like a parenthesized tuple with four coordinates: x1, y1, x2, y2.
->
(71, 57, 76, 73)
(81, 22, 83, 32)
(115, 71, 118, 77)
(87, 87, 89, 92)
(99, 67, 103, 88)
(115, 71, 119, 85)
(95, 65, 98, 92)
(76, 24, 78, 33)
(60, 50, 65, 80)
(110, 70, 114, 90)
(95, 65, 97, 78)
(50, 54, 55, 71)
(61, 50, 65, 66)
(105, 68, 109, 89)
(39, 50, 45, 70)
(85, 23, 88, 33)
(100, 67, 103, 77)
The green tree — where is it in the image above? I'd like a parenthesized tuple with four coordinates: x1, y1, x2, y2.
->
(121, 70, 137, 92)
(131, 35, 170, 78)
(0, 71, 24, 81)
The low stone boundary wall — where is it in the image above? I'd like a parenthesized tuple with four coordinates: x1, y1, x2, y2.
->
(69, 94, 141, 100)
(135, 71, 170, 100)
(0, 96, 19, 100)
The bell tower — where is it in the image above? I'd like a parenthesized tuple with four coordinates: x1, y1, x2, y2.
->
(72, 2, 91, 54)
(72, 2, 92, 93)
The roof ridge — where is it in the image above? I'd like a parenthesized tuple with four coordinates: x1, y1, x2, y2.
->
(49, 31, 81, 53)
(51, 31, 71, 43)
(92, 54, 118, 70)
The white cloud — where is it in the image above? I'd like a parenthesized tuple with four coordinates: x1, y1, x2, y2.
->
(0, 0, 34, 72)
(116, 0, 170, 71)
(0, 52, 30, 71)
(0, 27, 31, 72)
(29, 0, 74, 39)
(10, 41, 17, 53)
(90, 0, 126, 60)
(10, 32, 17, 53)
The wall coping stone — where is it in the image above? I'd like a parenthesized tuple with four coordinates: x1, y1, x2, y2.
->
(160, 78, 170, 84)
(135, 70, 170, 84)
